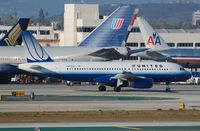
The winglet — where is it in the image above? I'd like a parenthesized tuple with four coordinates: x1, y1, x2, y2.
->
(79, 5, 135, 47)
(137, 17, 170, 51)
(0, 18, 30, 46)
(21, 31, 53, 63)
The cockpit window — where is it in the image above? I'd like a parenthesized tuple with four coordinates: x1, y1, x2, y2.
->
(180, 68, 185, 71)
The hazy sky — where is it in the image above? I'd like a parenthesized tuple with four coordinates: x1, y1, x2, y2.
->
(0, 0, 199, 19)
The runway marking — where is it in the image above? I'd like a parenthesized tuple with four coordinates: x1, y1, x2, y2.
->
(117, 126, 143, 130)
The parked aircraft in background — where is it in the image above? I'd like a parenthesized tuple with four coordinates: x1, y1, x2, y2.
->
(0, 6, 137, 83)
(0, 18, 29, 83)
(18, 31, 191, 92)
(0, 18, 30, 46)
(134, 17, 200, 68)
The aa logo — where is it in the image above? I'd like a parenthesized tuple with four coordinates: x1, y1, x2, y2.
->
(147, 33, 161, 45)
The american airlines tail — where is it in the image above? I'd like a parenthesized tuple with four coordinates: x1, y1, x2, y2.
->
(0, 18, 30, 46)
(79, 5, 135, 47)
(137, 17, 170, 51)
(21, 31, 53, 63)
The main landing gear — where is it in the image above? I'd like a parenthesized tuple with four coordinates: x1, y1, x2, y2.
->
(98, 85, 122, 92)
(98, 85, 106, 91)
(165, 82, 171, 92)
(114, 86, 121, 92)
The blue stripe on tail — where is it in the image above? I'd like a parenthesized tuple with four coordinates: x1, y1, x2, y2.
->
(21, 31, 53, 63)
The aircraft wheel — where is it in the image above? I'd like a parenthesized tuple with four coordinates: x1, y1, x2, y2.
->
(166, 87, 171, 92)
(98, 85, 106, 91)
(165, 82, 171, 92)
(114, 86, 121, 92)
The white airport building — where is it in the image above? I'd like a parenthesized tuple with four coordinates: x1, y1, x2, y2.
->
(192, 10, 200, 26)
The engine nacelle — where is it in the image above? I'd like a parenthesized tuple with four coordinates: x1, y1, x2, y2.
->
(95, 75, 129, 87)
(131, 78, 153, 89)
(95, 75, 116, 86)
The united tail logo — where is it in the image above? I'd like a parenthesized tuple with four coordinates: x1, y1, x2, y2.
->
(111, 18, 124, 30)
(147, 33, 161, 45)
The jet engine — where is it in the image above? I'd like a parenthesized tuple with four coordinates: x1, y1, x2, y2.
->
(131, 78, 153, 89)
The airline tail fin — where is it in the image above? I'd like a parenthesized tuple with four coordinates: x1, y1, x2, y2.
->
(0, 18, 30, 46)
(137, 17, 169, 51)
(21, 31, 53, 63)
(123, 8, 139, 45)
(79, 5, 135, 47)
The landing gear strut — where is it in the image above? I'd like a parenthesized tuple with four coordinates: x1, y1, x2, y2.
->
(98, 85, 106, 91)
(165, 82, 171, 92)
(114, 86, 121, 92)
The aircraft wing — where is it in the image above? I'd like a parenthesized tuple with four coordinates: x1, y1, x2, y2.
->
(111, 71, 135, 81)
(19, 64, 57, 76)
(29, 65, 47, 71)
(146, 51, 174, 61)
(110, 71, 153, 88)
(88, 48, 126, 60)
(110, 71, 148, 81)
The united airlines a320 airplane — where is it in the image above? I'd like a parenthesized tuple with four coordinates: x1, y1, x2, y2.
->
(18, 31, 191, 92)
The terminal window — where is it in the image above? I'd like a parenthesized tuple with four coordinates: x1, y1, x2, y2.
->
(195, 43, 200, 47)
(140, 43, 145, 47)
(39, 30, 50, 35)
(177, 43, 193, 47)
(124, 56, 138, 60)
(130, 27, 140, 33)
(126, 42, 138, 47)
(167, 43, 175, 47)
(77, 27, 96, 32)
